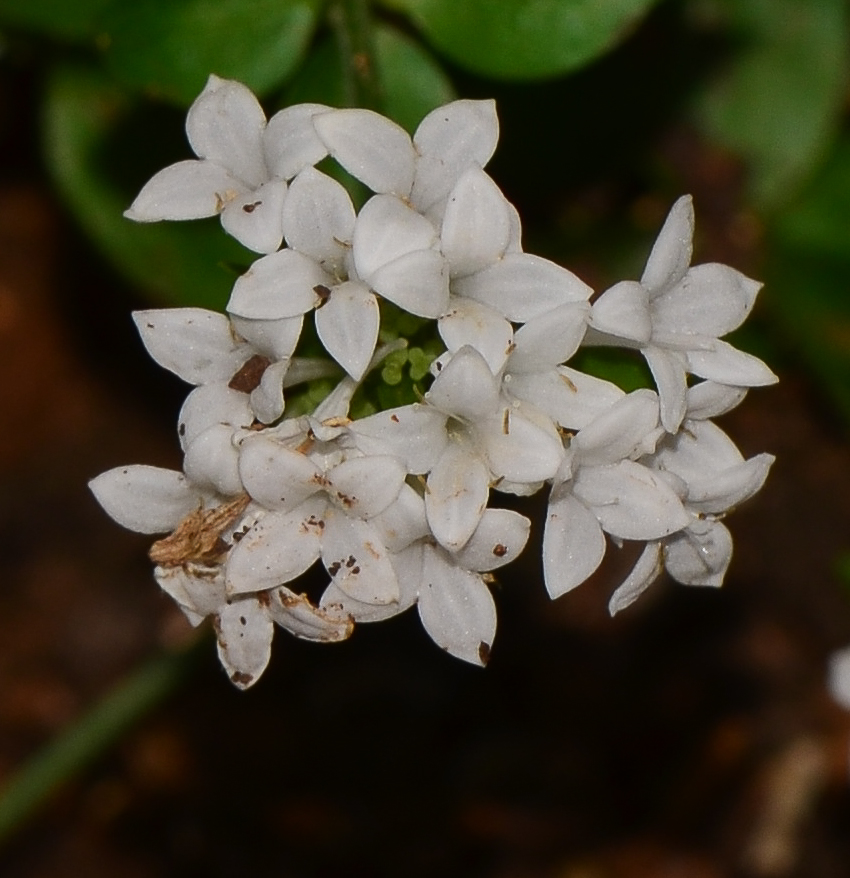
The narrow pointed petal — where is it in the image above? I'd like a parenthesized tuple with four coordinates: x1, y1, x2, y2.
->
(686, 340, 778, 386)
(227, 249, 327, 320)
(89, 465, 197, 534)
(225, 498, 325, 594)
(510, 302, 590, 372)
(665, 520, 732, 587)
(133, 308, 247, 385)
(220, 179, 286, 253)
(215, 597, 273, 689)
(426, 345, 499, 420)
(186, 75, 267, 187)
(125, 161, 242, 221)
(282, 167, 355, 266)
(313, 109, 416, 195)
(542, 491, 606, 598)
(441, 168, 511, 277)
(608, 541, 664, 615)
(353, 194, 437, 279)
(685, 381, 747, 420)
(573, 388, 660, 466)
(350, 404, 448, 474)
(238, 437, 322, 512)
(641, 195, 694, 293)
(438, 299, 513, 374)
(589, 281, 651, 343)
(418, 546, 497, 666)
(322, 511, 399, 605)
(644, 346, 688, 433)
(315, 281, 379, 380)
(455, 508, 530, 572)
(412, 99, 499, 211)
(425, 443, 489, 551)
(684, 453, 775, 515)
(327, 455, 406, 519)
(368, 248, 449, 318)
(573, 461, 690, 541)
(263, 103, 330, 179)
(269, 586, 353, 642)
(652, 263, 761, 337)
(453, 253, 592, 321)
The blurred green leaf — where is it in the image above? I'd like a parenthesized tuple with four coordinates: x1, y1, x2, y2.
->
(98, 0, 321, 105)
(694, 0, 849, 212)
(283, 22, 455, 132)
(43, 64, 249, 309)
(0, 0, 110, 41)
(766, 134, 850, 425)
(378, 0, 661, 80)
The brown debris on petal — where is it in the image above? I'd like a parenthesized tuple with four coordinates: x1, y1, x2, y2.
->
(478, 642, 491, 666)
(228, 354, 272, 393)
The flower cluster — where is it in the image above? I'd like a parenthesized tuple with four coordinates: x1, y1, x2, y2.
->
(90, 76, 777, 688)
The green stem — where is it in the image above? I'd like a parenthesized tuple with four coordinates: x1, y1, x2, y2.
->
(0, 639, 202, 846)
(327, 0, 384, 112)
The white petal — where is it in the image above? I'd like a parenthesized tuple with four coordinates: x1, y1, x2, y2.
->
(665, 520, 732, 586)
(509, 302, 590, 372)
(282, 167, 355, 267)
(124, 160, 242, 221)
(313, 108, 416, 195)
(454, 253, 592, 321)
(178, 383, 253, 450)
(155, 563, 227, 624)
(238, 436, 321, 512)
(542, 491, 606, 598)
(370, 484, 431, 552)
(683, 453, 775, 515)
(230, 314, 303, 360)
(480, 404, 564, 483)
(219, 179, 286, 254)
(608, 541, 664, 615)
(425, 443, 489, 551)
(227, 249, 327, 320)
(438, 298, 513, 374)
(215, 597, 273, 689)
(183, 424, 243, 496)
(322, 510, 399, 604)
(315, 281, 378, 380)
(269, 585, 353, 642)
(589, 280, 651, 343)
(573, 389, 660, 466)
(441, 168, 511, 277)
(186, 75, 267, 187)
(573, 460, 690, 541)
(418, 546, 496, 666)
(350, 404, 448, 474)
(250, 359, 289, 424)
(263, 103, 330, 180)
(368, 248, 449, 318)
(652, 263, 761, 338)
(654, 419, 744, 480)
(132, 308, 248, 385)
(89, 465, 197, 534)
(641, 195, 694, 293)
(226, 497, 325, 594)
(685, 382, 747, 420)
(644, 346, 688, 433)
(326, 454, 406, 519)
(455, 508, 530, 572)
(353, 194, 437, 279)
(686, 340, 778, 386)
(426, 345, 499, 420)
(412, 99, 499, 212)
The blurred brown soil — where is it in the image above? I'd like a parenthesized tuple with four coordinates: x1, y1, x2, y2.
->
(1, 181, 850, 878)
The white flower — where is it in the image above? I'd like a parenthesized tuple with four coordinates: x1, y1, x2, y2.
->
(125, 75, 329, 254)
(607, 382, 775, 614)
(543, 389, 689, 600)
(587, 196, 777, 432)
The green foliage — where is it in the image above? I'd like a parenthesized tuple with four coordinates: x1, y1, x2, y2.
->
(693, 0, 849, 212)
(43, 65, 250, 309)
(0, 0, 110, 41)
(97, 0, 321, 104)
(379, 0, 662, 79)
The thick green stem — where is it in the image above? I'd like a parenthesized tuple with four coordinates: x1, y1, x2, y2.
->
(0, 640, 202, 846)
(327, 0, 384, 112)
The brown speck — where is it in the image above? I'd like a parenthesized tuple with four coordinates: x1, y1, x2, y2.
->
(478, 642, 491, 666)
(492, 543, 507, 557)
(313, 284, 332, 308)
(351, 566, 360, 575)
(178, 423, 186, 437)
(242, 201, 262, 213)
(390, 414, 400, 423)
(230, 671, 253, 686)
(229, 354, 271, 393)
(502, 408, 510, 435)
(257, 591, 271, 608)
(345, 555, 356, 568)
(561, 373, 578, 392)
(328, 561, 342, 577)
